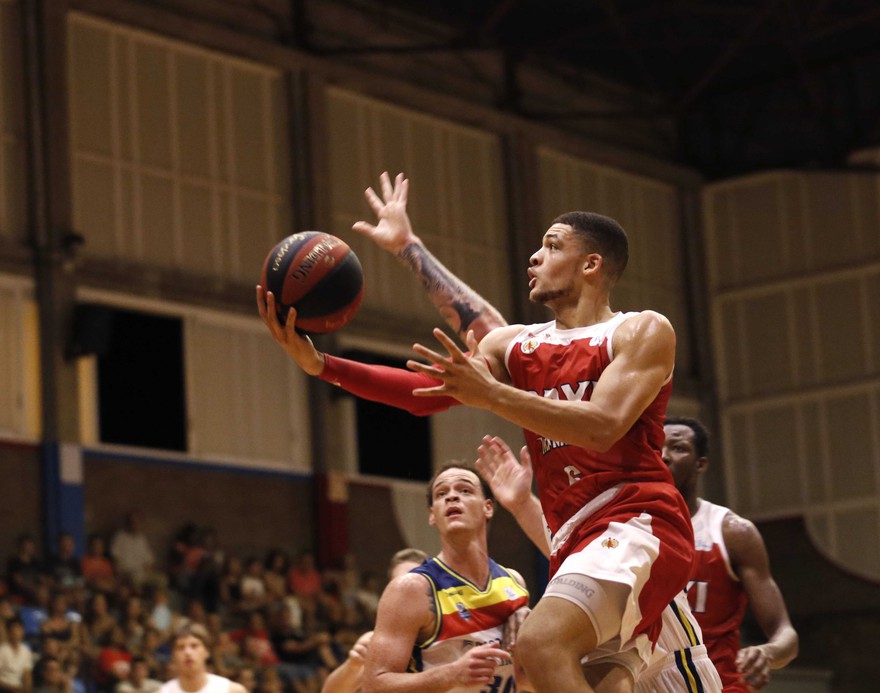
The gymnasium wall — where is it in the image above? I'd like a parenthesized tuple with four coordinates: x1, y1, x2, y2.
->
(82, 452, 315, 566)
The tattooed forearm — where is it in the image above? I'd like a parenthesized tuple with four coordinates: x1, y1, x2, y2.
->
(399, 241, 506, 339)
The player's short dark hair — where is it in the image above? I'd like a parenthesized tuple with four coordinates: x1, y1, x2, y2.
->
(171, 622, 211, 649)
(426, 461, 494, 507)
(552, 211, 629, 285)
(664, 416, 710, 458)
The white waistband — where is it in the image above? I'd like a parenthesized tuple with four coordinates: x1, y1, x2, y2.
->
(550, 483, 625, 556)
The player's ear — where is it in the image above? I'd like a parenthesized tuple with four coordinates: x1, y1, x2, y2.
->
(582, 253, 602, 275)
(484, 498, 494, 521)
(696, 456, 710, 474)
(428, 507, 438, 527)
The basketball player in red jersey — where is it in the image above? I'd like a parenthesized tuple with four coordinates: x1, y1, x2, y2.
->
(160, 623, 247, 693)
(663, 417, 798, 691)
(258, 172, 694, 692)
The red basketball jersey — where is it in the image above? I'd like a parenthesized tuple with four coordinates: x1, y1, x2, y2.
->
(687, 500, 749, 692)
(504, 313, 675, 535)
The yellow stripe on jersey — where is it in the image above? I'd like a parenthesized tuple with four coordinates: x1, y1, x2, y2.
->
(670, 598, 700, 646)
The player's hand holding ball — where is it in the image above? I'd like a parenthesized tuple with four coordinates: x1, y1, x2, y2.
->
(257, 230, 365, 375)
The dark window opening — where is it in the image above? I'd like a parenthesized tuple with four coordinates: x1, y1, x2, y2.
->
(343, 350, 432, 482)
(96, 308, 187, 451)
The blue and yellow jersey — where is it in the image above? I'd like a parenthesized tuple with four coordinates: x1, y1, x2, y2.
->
(408, 557, 529, 693)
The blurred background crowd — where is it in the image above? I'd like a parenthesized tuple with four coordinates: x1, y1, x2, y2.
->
(0, 512, 385, 693)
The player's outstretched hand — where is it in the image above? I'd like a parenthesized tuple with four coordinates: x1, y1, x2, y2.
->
(352, 172, 417, 255)
(409, 329, 497, 408)
(502, 605, 530, 652)
(736, 645, 771, 689)
(448, 644, 510, 688)
(256, 285, 325, 376)
(476, 436, 535, 513)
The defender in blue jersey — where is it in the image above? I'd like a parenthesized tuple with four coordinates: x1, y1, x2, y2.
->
(360, 463, 531, 693)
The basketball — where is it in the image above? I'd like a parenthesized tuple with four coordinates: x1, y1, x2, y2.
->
(260, 231, 365, 334)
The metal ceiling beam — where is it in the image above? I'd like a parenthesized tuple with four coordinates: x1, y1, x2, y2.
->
(676, 0, 782, 113)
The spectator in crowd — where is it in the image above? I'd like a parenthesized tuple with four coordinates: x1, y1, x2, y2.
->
(0, 618, 33, 693)
(218, 557, 245, 621)
(146, 590, 172, 639)
(47, 534, 85, 598)
(32, 656, 69, 693)
(232, 667, 256, 693)
(114, 657, 161, 693)
(135, 628, 168, 681)
(94, 626, 132, 693)
(269, 604, 336, 693)
(262, 552, 288, 607)
(6, 535, 44, 606)
(110, 514, 158, 593)
(83, 593, 116, 660)
(80, 536, 116, 597)
(239, 560, 269, 615)
(120, 597, 146, 655)
(40, 592, 83, 665)
(286, 554, 321, 602)
(19, 583, 52, 650)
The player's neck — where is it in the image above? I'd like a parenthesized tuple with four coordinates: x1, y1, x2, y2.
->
(438, 540, 490, 587)
(552, 295, 615, 330)
(177, 671, 208, 692)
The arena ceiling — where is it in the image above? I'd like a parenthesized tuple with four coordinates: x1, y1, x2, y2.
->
(314, 0, 880, 180)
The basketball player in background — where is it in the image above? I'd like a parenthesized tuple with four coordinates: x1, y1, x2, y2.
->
(160, 623, 247, 693)
(475, 435, 721, 692)
(357, 463, 530, 692)
(258, 171, 695, 692)
(663, 417, 798, 691)
(321, 548, 429, 693)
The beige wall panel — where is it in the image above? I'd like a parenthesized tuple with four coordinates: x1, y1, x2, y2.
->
(185, 315, 311, 471)
(180, 183, 219, 275)
(823, 392, 877, 502)
(813, 278, 868, 381)
(140, 173, 177, 265)
(72, 158, 117, 257)
(325, 88, 511, 328)
(831, 507, 880, 578)
(68, 20, 113, 156)
(0, 0, 25, 242)
(748, 406, 802, 513)
(134, 42, 173, 170)
(68, 14, 290, 283)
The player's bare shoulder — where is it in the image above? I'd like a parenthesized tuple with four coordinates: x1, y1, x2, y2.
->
(227, 680, 248, 693)
(378, 571, 437, 633)
(613, 310, 675, 363)
(721, 509, 766, 564)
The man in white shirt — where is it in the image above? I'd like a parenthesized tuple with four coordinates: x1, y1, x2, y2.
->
(0, 619, 33, 693)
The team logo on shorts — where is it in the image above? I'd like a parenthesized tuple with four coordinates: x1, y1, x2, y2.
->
(601, 537, 619, 549)
(455, 602, 472, 620)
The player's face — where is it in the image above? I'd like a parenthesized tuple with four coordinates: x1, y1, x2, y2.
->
(429, 468, 492, 532)
(528, 224, 589, 305)
(662, 424, 705, 494)
(172, 635, 209, 674)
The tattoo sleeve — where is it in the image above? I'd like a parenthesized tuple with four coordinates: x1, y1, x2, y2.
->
(399, 241, 506, 340)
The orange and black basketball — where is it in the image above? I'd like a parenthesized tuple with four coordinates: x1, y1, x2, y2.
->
(260, 231, 364, 334)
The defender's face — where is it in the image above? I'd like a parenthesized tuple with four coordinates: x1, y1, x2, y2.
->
(429, 468, 492, 532)
(527, 224, 587, 305)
